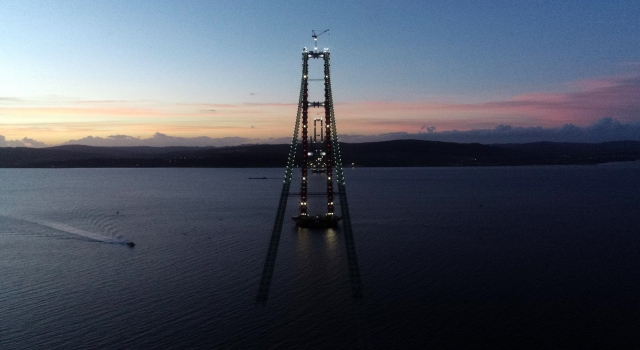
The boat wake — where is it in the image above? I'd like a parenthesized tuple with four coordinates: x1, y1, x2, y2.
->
(33, 219, 130, 245)
(1, 213, 134, 247)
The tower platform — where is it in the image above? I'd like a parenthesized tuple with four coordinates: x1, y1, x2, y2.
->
(292, 214, 342, 228)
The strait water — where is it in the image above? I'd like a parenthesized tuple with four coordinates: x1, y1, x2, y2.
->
(1, 165, 640, 349)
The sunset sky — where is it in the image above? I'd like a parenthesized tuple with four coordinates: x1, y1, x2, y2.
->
(1, 0, 639, 146)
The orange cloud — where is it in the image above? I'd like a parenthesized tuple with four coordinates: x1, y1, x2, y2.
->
(2, 73, 639, 144)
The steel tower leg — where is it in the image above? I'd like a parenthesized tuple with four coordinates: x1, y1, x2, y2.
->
(300, 54, 309, 216)
(323, 54, 335, 216)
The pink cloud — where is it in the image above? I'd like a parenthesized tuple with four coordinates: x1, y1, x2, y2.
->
(333, 73, 640, 134)
(2, 73, 638, 143)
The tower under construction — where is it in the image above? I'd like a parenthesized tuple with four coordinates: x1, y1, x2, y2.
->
(257, 31, 363, 303)
(290, 42, 345, 228)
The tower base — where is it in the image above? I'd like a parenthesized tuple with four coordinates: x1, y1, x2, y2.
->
(292, 214, 342, 228)
(311, 167, 326, 173)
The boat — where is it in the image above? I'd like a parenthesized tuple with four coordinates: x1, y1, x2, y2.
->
(126, 242, 135, 247)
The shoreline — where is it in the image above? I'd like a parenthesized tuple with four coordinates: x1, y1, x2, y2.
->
(1, 139, 640, 168)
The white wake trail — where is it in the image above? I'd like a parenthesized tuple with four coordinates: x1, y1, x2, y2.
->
(34, 219, 124, 244)
(2, 213, 132, 246)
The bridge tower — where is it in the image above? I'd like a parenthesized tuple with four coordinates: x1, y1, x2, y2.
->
(257, 32, 364, 303)
(291, 45, 343, 228)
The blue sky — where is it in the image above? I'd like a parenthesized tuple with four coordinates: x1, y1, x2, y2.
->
(1, 0, 639, 146)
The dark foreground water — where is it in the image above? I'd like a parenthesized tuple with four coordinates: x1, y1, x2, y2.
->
(1, 164, 640, 349)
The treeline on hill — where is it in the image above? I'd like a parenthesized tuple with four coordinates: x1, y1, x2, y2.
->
(1, 140, 640, 168)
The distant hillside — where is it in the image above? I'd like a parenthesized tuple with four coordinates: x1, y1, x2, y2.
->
(1, 140, 640, 168)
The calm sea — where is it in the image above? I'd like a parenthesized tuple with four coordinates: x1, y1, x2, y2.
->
(1, 164, 639, 349)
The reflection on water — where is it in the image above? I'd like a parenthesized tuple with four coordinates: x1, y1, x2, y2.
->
(324, 228, 338, 259)
(271, 226, 367, 348)
(293, 227, 346, 297)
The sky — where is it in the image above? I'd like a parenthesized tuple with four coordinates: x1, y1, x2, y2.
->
(1, 0, 639, 147)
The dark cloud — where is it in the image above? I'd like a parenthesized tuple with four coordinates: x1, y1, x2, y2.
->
(339, 118, 640, 144)
(61, 133, 252, 147)
(0, 97, 21, 101)
(4, 118, 640, 149)
(0, 136, 48, 147)
(19, 137, 48, 147)
(420, 125, 436, 133)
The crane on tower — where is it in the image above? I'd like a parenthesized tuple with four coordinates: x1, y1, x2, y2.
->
(312, 29, 329, 52)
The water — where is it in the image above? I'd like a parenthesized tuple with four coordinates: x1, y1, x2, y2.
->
(1, 165, 640, 349)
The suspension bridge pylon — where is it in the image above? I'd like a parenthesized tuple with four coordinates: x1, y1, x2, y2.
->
(290, 43, 345, 228)
(257, 31, 364, 303)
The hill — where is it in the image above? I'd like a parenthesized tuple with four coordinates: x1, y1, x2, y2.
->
(1, 140, 640, 168)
